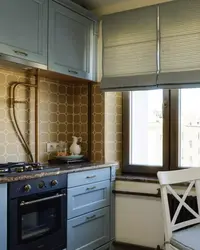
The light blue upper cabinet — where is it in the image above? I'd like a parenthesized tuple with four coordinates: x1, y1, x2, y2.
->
(0, 184, 7, 250)
(49, 0, 98, 81)
(0, 0, 48, 67)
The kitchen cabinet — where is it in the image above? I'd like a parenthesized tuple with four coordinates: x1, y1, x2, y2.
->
(110, 181, 115, 240)
(48, 0, 98, 81)
(0, 183, 7, 250)
(68, 180, 110, 219)
(110, 166, 116, 241)
(67, 207, 110, 250)
(68, 168, 110, 188)
(0, 0, 48, 67)
(67, 167, 115, 250)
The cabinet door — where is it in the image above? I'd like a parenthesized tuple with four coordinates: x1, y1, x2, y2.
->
(0, 0, 48, 66)
(110, 181, 115, 240)
(0, 184, 7, 250)
(67, 207, 110, 250)
(68, 168, 110, 188)
(68, 180, 110, 219)
(49, 1, 94, 80)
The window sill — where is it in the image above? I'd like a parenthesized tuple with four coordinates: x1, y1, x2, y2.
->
(116, 174, 159, 184)
(116, 174, 192, 188)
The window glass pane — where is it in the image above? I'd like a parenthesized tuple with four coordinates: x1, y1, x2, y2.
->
(130, 90, 163, 166)
(179, 88, 200, 167)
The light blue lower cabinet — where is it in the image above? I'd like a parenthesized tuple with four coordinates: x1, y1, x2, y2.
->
(68, 180, 110, 219)
(67, 207, 110, 250)
(0, 183, 7, 250)
(110, 181, 115, 240)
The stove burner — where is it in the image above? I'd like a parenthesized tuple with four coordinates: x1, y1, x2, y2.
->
(25, 165, 34, 171)
(37, 165, 44, 170)
(16, 167, 24, 173)
(0, 162, 52, 175)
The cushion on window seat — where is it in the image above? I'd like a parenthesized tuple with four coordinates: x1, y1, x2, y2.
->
(170, 224, 200, 250)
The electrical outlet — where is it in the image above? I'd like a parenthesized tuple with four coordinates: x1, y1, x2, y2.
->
(46, 142, 59, 153)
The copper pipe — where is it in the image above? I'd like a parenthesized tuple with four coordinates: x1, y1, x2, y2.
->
(9, 84, 31, 160)
(35, 69, 39, 162)
(14, 101, 29, 103)
(13, 83, 37, 87)
(12, 83, 34, 162)
(11, 70, 39, 163)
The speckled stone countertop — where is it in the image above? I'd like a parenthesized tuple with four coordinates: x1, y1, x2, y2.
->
(0, 162, 118, 184)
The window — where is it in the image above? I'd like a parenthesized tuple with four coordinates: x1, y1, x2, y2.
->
(179, 89, 200, 168)
(123, 88, 200, 174)
(129, 90, 163, 166)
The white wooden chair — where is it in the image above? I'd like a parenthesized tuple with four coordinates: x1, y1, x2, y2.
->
(157, 168, 200, 250)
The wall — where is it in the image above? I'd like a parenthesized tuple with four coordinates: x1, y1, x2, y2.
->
(115, 180, 196, 248)
(115, 181, 164, 248)
(91, 84, 105, 162)
(104, 92, 122, 165)
(0, 65, 106, 163)
(93, 0, 174, 16)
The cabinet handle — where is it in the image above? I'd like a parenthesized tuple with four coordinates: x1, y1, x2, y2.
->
(86, 215, 96, 221)
(86, 175, 96, 179)
(68, 69, 78, 75)
(86, 186, 96, 191)
(13, 50, 28, 57)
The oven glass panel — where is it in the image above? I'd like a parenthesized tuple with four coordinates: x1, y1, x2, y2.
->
(19, 192, 61, 243)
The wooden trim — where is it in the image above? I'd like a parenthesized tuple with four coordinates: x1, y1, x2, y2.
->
(87, 82, 92, 161)
(163, 90, 170, 171)
(113, 189, 161, 198)
(113, 241, 158, 250)
(122, 92, 130, 168)
(170, 89, 179, 170)
(35, 69, 39, 162)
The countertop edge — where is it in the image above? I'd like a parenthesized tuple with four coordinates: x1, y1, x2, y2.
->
(0, 163, 118, 184)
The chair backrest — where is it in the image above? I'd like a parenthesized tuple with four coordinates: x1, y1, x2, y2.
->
(157, 168, 200, 242)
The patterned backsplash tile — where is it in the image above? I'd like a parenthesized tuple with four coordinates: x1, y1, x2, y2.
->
(0, 65, 122, 164)
(105, 92, 122, 165)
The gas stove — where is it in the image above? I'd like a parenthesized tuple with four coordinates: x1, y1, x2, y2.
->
(0, 162, 59, 176)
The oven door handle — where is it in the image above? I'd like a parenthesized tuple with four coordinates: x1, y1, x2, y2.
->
(20, 193, 66, 206)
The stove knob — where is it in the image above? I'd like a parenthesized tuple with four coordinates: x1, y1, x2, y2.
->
(51, 180, 58, 187)
(38, 181, 45, 189)
(24, 184, 31, 192)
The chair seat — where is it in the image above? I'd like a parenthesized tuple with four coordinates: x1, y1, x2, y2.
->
(171, 224, 200, 250)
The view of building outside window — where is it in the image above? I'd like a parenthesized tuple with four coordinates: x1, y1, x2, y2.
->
(130, 88, 200, 168)
(179, 89, 200, 168)
(130, 90, 163, 166)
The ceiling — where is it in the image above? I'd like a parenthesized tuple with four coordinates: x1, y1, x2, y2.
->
(72, 0, 174, 15)
(72, 0, 123, 10)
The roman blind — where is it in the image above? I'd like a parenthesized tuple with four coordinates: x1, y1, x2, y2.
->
(101, 6, 158, 91)
(158, 0, 200, 88)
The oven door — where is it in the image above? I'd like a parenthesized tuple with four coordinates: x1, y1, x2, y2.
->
(9, 189, 66, 250)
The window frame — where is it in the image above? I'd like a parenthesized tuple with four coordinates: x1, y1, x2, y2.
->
(122, 90, 170, 174)
(169, 89, 200, 170)
(169, 89, 179, 171)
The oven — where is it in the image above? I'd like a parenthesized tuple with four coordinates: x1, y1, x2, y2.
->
(8, 175, 67, 250)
